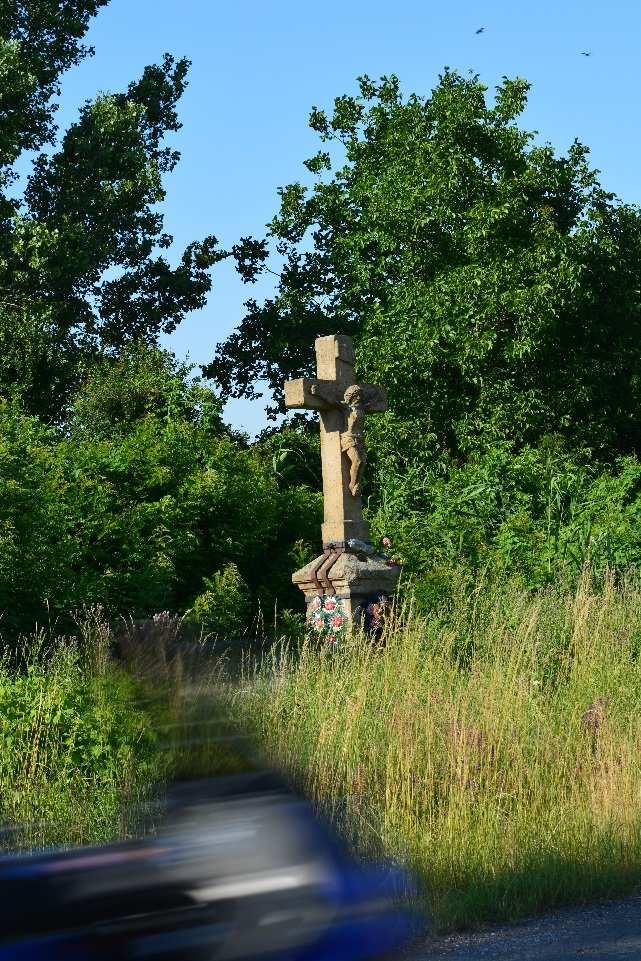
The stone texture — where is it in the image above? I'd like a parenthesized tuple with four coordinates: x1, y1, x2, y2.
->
(293, 549, 400, 621)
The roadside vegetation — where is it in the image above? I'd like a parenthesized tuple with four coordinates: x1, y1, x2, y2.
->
(6, 576, 641, 933)
(240, 574, 641, 931)
(0, 610, 245, 852)
(0, 617, 162, 851)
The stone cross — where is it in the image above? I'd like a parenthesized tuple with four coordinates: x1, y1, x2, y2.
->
(284, 334, 386, 549)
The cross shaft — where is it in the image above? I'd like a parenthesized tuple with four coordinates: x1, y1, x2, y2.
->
(284, 335, 385, 548)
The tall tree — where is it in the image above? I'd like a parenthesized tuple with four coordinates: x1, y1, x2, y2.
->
(208, 72, 641, 467)
(0, 1, 222, 419)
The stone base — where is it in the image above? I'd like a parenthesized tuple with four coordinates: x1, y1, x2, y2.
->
(293, 547, 401, 633)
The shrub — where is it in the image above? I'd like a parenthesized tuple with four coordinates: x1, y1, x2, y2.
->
(0, 631, 162, 849)
(0, 351, 322, 640)
(185, 563, 251, 637)
(370, 439, 641, 605)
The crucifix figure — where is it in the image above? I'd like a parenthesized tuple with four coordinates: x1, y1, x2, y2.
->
(310, 382, 370, 497)
(284, 334, 386, 549)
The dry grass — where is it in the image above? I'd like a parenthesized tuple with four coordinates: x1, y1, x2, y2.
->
(238, 574, 641, 931)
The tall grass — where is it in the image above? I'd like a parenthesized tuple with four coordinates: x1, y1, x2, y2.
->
(0, 613, 165, 850)
(7, 581, 641, 931)
(239, 574, 641, 931)
(0, 611, 254, 852)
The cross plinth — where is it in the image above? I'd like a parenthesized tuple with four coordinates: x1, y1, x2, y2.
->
(284, 334, 400, 633)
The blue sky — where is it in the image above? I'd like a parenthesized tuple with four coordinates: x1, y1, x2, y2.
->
(52, 0, 641, 436)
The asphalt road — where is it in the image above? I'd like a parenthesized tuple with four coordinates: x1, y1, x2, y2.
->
(404, 895, 641, 960)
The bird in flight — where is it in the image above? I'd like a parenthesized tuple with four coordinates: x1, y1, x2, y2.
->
(475, 26, 485, 34)
(581, 50, 592, 56)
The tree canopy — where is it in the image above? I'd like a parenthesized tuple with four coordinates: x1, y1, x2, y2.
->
(0, 0, 223, 420)
(209, 72, 641, 468)
(0, 2, 324, 639)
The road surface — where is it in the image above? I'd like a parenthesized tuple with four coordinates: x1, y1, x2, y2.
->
(404, 895, 641, 960)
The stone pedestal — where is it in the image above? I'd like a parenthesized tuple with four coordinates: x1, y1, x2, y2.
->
(293, 546, 400, 634)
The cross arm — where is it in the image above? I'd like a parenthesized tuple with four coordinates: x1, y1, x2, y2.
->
(284, 377, 387, 413)
(284, 378, 344, 411)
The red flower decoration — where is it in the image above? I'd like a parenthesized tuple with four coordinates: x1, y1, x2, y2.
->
(308, 594, 347, 639)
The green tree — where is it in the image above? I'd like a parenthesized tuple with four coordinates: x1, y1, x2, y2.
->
(70, 344, 225, 438)
(0, 347, 321, 638)
(208, 72, 641, 468)
(0, 2, 222, 419)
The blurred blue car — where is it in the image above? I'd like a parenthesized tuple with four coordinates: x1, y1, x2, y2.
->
(0, 772, 419, 961)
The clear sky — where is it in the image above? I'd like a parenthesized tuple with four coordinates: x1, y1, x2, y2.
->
(52, 0, 641, 436)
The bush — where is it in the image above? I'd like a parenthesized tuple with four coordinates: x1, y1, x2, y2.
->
(0, 631, 162, 849)
(0, 401, 72, 636)
(185, 562, 252, 637)
(0, 350, 322, 639)
(370, 439, 641, 605)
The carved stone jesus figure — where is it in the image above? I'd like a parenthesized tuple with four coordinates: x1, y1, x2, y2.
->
(311, 382, 370, 497)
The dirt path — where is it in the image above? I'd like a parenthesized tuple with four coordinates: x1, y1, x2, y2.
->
(404, 895, 641, 960)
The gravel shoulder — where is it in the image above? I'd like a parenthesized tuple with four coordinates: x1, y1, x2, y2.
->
(403, 895, 641, 960)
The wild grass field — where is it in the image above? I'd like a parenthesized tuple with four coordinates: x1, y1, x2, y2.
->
(238, 574, 641, 931)
(6, 577, 641, 933)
